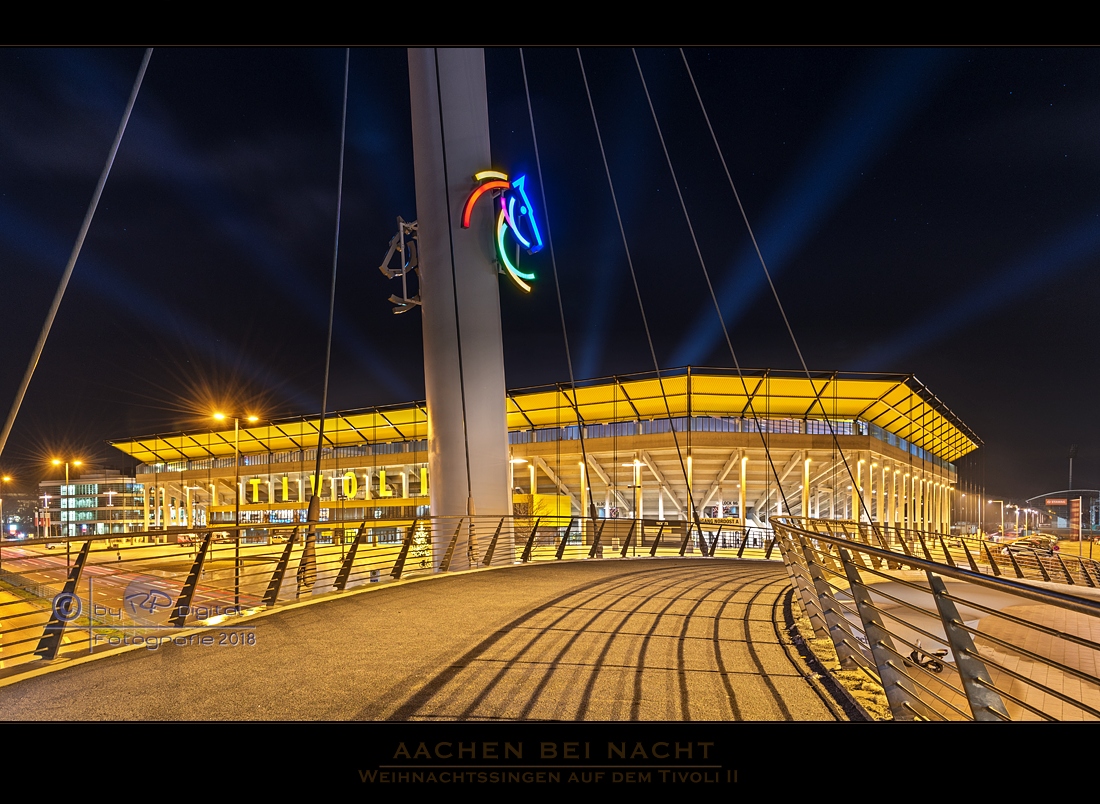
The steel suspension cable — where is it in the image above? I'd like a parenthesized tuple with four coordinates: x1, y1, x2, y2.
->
(678, 48, 875, 528)
(0, 48, 153, 462)
(632, 48, 792, 517)
(519, 48, 598, 520)
(576, 49, 702, 542)
(308, 48, 351, 520)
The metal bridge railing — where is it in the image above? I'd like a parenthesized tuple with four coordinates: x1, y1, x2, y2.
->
(874, 525, 1100, 587)
(0, 516, 777, 680)
(773, 516, 1100, 721)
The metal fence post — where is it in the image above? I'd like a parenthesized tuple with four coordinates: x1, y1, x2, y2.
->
(170, 531, 215, 626)
(678, 520, 693, 556)
(439, 519, 463, 572)
(520, 517, 542, 563)
(926, 573, 1010, 721)
(588, 519, 607, 559)
(960, 541, 981, 574)
(708, 525, 723, 556)
(914, 531, 935, 562)
(1005, 549, 1025, 579)
(798, 537, 864, 669)
(333, 522, 368, 591)
(982, 541, 1002, 577)
(936, 533, 957, 568)
(648, 522, 666, 557)
(1054, 553, 1075, 585)
(390, 519, 418, 580)
(840, 547, 937, 721)
(764, 534, 777, 560)
(736, 529, 749, 558)
(1078, 557, 1097, 588)
(35, 540, 92, 660)
(775, 529, 829, 640)
(481, 517, 505, 566)
(619, 520, 637, 558)
(894, 525, 913, 557)
(262, 527, 299, 606)
(555, 517, 576, 560)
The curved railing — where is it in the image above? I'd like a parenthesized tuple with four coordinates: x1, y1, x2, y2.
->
(0, 515, 776, 679)
(9, 514, 1100, 721)
(881, 525, 1100, 587)
(772, 516, 1100, 721)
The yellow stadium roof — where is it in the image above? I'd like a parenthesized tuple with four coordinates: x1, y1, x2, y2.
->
(109, 368, 980, 465)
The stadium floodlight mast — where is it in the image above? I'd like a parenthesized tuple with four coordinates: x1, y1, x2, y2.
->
(214, 412, 258, 608)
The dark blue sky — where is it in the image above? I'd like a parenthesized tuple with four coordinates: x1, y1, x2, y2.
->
(1, 47, 1098, 502)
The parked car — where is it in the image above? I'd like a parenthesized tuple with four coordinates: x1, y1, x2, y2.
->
(1002, 538, 1056, 556)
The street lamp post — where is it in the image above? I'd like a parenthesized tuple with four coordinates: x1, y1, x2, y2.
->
(215, 412, 257, 609)
(0, 474, 10, 540)
(0, 474, 9, 569)
(52, 458, 81, 566)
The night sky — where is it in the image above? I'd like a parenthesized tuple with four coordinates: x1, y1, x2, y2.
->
(1, 47, 1098, 505)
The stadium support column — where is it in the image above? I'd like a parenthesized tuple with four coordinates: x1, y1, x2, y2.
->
(739, 455, 747, 528)
(902, 473, 910, 531)
(408, 48, 510, 570)
(917, 476, 925, 532)
(851, 457, 862, 524)
(801, 457, 810, 520)
(887, 468, 896, 529)
(877, 463, 885, 526)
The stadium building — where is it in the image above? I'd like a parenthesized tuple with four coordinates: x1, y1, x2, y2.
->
(89, 367, 978, 541)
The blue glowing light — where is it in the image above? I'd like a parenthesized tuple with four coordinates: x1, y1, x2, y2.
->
(463, 171, 545, 292)
(670, 49, 955, 366)
(853, 208, 1100, 371)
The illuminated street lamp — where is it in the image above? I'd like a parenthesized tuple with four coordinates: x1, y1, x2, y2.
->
(214, 412, 258, 608)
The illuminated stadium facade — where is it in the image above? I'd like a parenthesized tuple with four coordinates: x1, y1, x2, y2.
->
(100, 367, 979, 540)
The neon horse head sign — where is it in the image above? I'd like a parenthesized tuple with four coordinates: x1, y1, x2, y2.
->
(461, 170, 544, 292)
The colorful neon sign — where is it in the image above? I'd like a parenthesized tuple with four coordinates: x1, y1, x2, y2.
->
(461, 170, 544, 292)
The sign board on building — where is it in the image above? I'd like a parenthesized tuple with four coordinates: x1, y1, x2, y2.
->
(1070, 498, 1082, 541)
(1045, 498, 1068, 506)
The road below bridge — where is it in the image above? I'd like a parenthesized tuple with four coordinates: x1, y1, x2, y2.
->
(0, 558, 852, 721)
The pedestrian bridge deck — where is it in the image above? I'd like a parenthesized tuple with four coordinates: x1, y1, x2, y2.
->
(0, 559, 849, 721)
